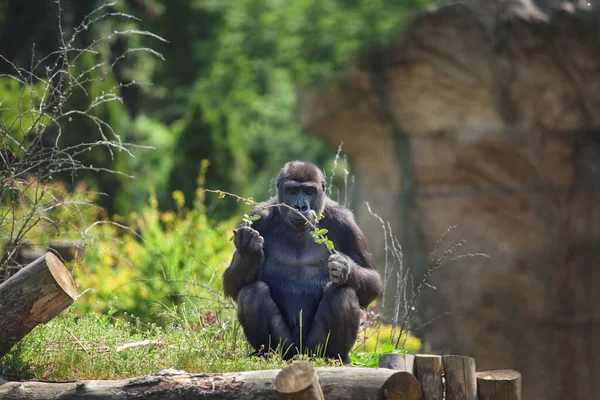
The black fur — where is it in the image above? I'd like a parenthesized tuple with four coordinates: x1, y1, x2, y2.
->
(223, 161, 383, 362)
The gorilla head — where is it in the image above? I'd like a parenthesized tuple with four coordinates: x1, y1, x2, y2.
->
(276, 161, 326, 230)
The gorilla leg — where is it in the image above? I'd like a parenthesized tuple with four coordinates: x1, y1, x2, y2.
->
(306, 283, 362, 363)
(237, 281, 295, 356)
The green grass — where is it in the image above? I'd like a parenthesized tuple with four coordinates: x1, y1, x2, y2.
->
(0, 310, 339, 381)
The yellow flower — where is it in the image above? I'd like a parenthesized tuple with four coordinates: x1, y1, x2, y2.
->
(172, 190, 185, 209)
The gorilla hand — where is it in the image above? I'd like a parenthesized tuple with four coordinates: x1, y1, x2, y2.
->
(234, 227, 264, 256)
(328, 253, 353, 285)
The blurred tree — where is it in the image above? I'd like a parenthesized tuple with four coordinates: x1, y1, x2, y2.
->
(0, 0, 432, 217)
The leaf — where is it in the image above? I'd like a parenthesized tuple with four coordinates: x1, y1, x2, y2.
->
(229, 234, 235, 241)
(309, 231, 316, 237)
(382, 337, 395, 354)
(325, 240, 335, 250)
(316, 228, 328, 235)
(315, 238, 325, 244)
(249, 215, 261, 221)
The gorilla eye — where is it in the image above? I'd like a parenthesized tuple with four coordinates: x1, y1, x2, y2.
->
(305, 187, 316, 196)
(288, 188, 299, 195)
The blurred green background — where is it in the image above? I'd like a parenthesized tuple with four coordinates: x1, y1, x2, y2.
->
(0, 0, 432, 321)
(0, 0, 432, 216)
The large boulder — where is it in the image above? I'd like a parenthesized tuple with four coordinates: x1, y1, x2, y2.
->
(298, 1, 600, 399)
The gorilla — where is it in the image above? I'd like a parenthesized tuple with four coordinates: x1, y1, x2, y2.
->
(223, 161, 383, 363)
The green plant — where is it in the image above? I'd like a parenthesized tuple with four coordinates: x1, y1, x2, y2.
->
(74, 185, 235, 323)
(206, 189, 335, 253)
(0, 1, 164, 280)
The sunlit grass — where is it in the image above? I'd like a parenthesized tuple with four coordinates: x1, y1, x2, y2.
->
(0, 310, 344, 381)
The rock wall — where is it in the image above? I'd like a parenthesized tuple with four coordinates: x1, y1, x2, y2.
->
(298, 1, 600, 399)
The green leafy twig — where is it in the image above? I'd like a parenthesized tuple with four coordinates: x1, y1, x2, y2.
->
(204, 189, 335, 254)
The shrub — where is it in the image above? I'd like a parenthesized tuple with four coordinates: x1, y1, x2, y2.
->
(74, 179, 235, 323)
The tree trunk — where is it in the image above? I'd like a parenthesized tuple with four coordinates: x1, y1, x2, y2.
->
(0, 252, 78, 358)
(0, 367, 399, 399)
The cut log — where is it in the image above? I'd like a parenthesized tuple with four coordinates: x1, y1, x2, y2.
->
(0, 252, 78, 358)
(476, 369, 522, 400)
(378, 371, 422, 400)
(442, 355, 477, 400)
(274, 361, 325, 400)
(414, 355, 443, 400)
(16, 247, 46, 266)
(0, 367, 401, 399)
(379, 353, 415, 373)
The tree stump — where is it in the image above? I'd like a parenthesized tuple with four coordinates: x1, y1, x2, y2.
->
(442, 355, 477, 400)
(379, 353, 415, 373)
(476, 369, 522, 400)
(0, 252, 78, 358)
(414, 355, 444, 400)
(274, 361, 325, 400)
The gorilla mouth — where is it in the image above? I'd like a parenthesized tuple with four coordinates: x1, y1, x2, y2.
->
(289, 212, 313, 230)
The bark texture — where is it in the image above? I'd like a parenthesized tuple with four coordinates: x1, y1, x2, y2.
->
(0, 367, 398, 400)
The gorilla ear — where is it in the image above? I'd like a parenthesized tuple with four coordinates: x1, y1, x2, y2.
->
(321, 182, 325, 191)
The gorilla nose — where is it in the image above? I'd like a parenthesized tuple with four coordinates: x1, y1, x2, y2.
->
(296, 204, 309, 214)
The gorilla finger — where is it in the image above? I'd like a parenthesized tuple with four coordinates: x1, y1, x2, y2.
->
(328, 261, 342, 270)
(249, 235, 264, 251)
(328, 253, 343, 262)
(329, 269, 342, 278)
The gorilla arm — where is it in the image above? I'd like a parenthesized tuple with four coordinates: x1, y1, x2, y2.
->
(326, 207, 384, 308)
(223, 226, 265, 299)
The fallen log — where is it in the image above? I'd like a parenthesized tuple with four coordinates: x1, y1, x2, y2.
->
(0, 252, 78, 358)
(378, 371, 422, 400)
(0, 367, 399, 399)
(48, 240, 85, 263)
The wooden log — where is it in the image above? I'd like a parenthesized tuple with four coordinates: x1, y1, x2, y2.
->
(442, 355, 477, 400)
(379, 353, 415, 373)
(378, 371, 422, 400)
(0, 367, 401, 399)
(16, 247, 46, 266)
(48, 240, 85, 263)
(414, 355, 444, 400)
(0, 252, 78, 358)
(476, 370, 521, 400)
(274, 361, 324, 400)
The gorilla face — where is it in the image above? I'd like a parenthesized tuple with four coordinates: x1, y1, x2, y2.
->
(280, 181, 320, 229)
(276, 161, 326, 231)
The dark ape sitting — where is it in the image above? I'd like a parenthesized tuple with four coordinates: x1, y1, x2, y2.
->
(223, 161, 383, 363)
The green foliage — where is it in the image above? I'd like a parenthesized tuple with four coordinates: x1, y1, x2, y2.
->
(351, 328, 422, 368)
(74, 186, 235, 323)
(1, 0, 435, 217)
